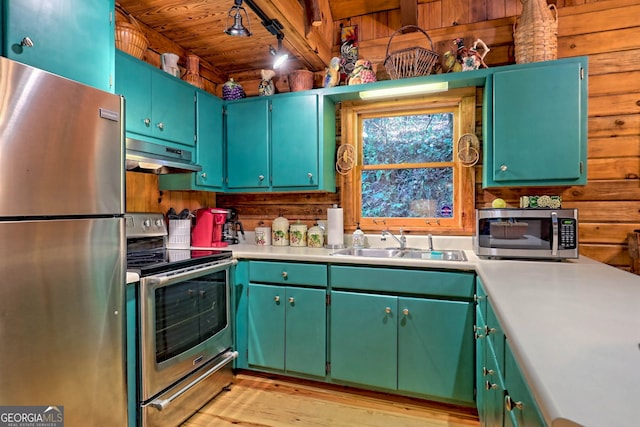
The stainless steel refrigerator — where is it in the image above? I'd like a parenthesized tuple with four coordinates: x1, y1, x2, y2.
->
(0, 57, 127, 426)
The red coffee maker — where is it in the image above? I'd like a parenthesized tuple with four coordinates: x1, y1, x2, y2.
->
(191, 208, 229, 247)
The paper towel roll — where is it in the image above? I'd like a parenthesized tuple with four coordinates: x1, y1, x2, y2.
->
(327, 206, 344, 247)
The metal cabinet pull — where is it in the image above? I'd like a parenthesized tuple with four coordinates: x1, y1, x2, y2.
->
(288, 297, 295, 303)
(485, 381, 497, 390)
(307, 173, 313, 179)
(258, 175, 265, 181)
(157, 122, 164, 130)
(485, 326, 496, 335)
(281, 271, 288, 279)
(500, 164, 508, 172)
(200, 172, 207, 179)
(21, 37, 34, 47)
(274, 296, 280, 302)
(385, 307, 391, 314)
(482, 367, 494, 376)
(402, 308, 409, 316)
(144, 118, 151, 126)
(505, 395, 523, 411)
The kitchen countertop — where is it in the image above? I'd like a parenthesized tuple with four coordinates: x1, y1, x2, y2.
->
(210, 232, 640, 427)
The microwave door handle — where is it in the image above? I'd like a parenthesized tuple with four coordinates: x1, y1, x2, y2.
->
(551, 211, 559, 256)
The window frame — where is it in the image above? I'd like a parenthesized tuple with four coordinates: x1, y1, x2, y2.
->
(339, 87, 477, 236)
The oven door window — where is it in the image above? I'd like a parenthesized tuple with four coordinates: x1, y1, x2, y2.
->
(478, 218, 551, 250)
(154, 270, 228, 363)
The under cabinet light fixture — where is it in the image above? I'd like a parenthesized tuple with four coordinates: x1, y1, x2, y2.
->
(359, 82, 449, 100)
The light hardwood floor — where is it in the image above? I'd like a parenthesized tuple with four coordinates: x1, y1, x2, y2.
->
(182, 372, 480, 427)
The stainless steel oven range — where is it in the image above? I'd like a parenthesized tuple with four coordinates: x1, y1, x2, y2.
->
(126, 213, 237, 427)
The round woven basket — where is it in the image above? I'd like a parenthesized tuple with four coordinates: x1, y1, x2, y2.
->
(514, 0, 558, 64)
(288, 70, 314, 92)
(384, 25, 439, 79)
(115, 6, 148, 60)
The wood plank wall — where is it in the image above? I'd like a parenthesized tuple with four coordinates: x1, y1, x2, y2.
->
(126, 0, 640, 270)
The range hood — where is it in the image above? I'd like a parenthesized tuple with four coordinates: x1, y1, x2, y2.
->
(125, 138, 202, 174)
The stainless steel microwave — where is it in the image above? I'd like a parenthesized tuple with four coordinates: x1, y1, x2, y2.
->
(475, 208, 579, 260)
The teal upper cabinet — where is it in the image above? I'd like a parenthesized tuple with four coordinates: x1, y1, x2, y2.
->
(225, 92, 336, 192)
(115, 50, 195, 148)
(226, 98, 270, 190)
(484, 57, 588, 187)
(3, 0, 115, 92)
(159, 90, 224, 191)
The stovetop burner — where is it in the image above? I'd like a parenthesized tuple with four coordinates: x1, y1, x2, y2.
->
(125, 212, 233, 277)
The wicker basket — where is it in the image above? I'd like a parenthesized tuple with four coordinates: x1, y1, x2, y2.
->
(384, 25, 439, 80)
(288, 70, 314, 92)
(514, 0, 558, 64)
(115, 6, 148, 60)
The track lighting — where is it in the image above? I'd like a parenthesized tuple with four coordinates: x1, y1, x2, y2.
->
(271, 33, 288, 69)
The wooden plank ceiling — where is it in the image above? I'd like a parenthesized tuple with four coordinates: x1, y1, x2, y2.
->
(115, 0, 418, 80)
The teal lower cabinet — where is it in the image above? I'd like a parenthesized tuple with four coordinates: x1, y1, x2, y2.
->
(248, 283, 326, 377)
(329, 265, 475, 405)
(504, 342, 545, 427)
(476, 278, 545, 427)
(245, 261, 328, 378)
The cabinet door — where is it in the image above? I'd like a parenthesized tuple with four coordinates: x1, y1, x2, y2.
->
(248, 283, 284, 370)
(4, 0, 114, 92)
(271, 95, 319, 188)
(226, 99, 270, 189)
(475, 305, 488, 423)
(194, 91, 224, 189)
(484, 341, 506, 427)
(285, 287, 326, 377)
(151, 71, 195, 145)
(115, 51, 153, 137)
(504, 342, 545, 427)
(330, 291, 397, 390)
(491, 60, 586, 186)
(398, 297, 474, 403)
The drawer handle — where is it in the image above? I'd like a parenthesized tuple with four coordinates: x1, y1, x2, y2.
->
(274, 296, 280, 303)
(144, 118, 151, 126)
(157, 122, 164, 130)
(385, 307, 391, 314)
(500, 164, 508, 172)
(505, 395, 523, 412)
(258, 175, 265, 181)
(402, 308, 409, 316)
(288, 297, 295, 303)
(485, 326, 496, 335)
(282, 271, 288, 279)
(482, 367, 494, 376)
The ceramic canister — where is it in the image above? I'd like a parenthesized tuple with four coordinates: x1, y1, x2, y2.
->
(255, 226, 271, 246)
(290, 222, 307, 247)
(272, 216, 290, 246)
(307, 225, 324, 248)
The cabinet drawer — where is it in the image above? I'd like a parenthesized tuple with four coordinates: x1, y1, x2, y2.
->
(330, 265, 474, 298)
(250, 261, 327, 286)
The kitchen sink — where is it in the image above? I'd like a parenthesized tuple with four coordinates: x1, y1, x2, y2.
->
(330, 248, 403, 258)
(330, 247, 467, 261)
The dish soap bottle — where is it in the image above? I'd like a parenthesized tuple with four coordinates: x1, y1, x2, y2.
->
(352, 223, 365, 249)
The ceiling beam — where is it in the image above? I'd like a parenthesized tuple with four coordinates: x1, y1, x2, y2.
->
(400, 0, 418, 28)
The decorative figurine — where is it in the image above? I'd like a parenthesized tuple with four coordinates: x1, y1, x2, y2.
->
(340, 24, 358, 84)
(324, 57, 342, 88)
(444, 38, 490, 73)
(222, 78, 246, 100)
(347, 59, 377, 85)
(258, 69, 276, 96)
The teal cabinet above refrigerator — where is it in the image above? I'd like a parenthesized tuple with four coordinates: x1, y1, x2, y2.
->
(2, 0, 115, 92)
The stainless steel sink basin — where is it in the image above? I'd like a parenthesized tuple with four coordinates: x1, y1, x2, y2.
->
(330, 248, 403, 258)
(330, 247, 466, 261)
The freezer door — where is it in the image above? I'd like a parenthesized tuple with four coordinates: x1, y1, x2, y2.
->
(0, 218, 127, 427)
(0, 56, 124, 216)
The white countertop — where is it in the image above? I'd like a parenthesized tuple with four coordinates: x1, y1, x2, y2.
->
(201, 233, 640, 427)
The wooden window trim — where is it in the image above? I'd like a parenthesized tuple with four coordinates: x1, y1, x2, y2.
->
(339, 87, 476, 236)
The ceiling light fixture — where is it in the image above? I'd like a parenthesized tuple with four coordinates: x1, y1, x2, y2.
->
(224, 0, 252, 37)
(359, 82, 449, 100)
(272, 33, 289, 69)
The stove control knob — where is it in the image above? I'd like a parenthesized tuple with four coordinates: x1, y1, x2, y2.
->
(155, 219, 164, 228)
(143, 219, 151, 228)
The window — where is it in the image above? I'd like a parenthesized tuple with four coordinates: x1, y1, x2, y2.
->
(340, 88, 477, 235)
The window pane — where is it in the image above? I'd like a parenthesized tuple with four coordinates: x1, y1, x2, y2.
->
(362, 113, 454, 165)
(361, 168, 454, 218)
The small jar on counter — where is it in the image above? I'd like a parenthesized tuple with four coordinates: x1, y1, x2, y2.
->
(290, 221, 307, 247)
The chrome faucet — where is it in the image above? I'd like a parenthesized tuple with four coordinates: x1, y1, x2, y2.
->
(381, 228, 406, 250)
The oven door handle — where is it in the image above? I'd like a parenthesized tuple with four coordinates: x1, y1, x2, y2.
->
(149, 350, 238, 411)
(148, 259, 236, 287)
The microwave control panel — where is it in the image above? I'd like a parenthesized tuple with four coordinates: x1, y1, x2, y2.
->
(559, 218, 577, 249)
